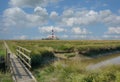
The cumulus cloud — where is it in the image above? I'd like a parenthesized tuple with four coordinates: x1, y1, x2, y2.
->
(62, 35, 68, 38)
(14, 35, 28, 40)
(106, 27, 120, 34)
(9, 0, 58, 7)
(3, 7, 48, 28)
(3, 7, 120, 29)
(39, 26, 65, 33)
(72, 27, 91, 34)
(34, 6, 48, 16)
(50, 11, 59, 20)
(103, 26, 120, 40)
(99, 10, 120, 26)
(60, 9, 120, 27)
(71, 35, 87, 39)
(103, 35, 120, 39)
(118, 9, 120, 14)
(2, 1, 120, 40)
(61, 9, 99, 27)
(19, 35, 28, 40)
(62, 9, 74, 18)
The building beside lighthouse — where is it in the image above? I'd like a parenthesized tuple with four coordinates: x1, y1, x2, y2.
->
(42, 29, 59, 40)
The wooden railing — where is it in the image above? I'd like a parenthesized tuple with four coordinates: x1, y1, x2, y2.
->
(16, 46, 31, 69)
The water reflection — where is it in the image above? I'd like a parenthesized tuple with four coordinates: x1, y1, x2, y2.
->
(87, 56, 120, 70)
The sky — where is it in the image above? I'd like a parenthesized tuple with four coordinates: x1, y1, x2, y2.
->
(0, 0, 120, 40)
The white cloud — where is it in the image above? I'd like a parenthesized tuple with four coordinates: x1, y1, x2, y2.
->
(62, 35, 68, 38)
(3, 7, 120, 30)
(99, 10, 120, 26)
(62, 17, 76, 27)
(50, 11, 59, 20)
(103, 4, 108, 7)
(34, 6, 48, 16)
(39, 26, 65, 33)
(9, 0, 58, 7)
(118, 9, 120, 14)
(72, 27, 91, 34)
(60, 9, 120, 27)
(103, 35, 120, 39)
(19, 35, 28, 40)
(71, 35, 87, 39)
(62, 9, 74, 18)
(104, 26, 120, 39)
(61, 9, 99, 27)
(14, 35, 28, 40)
(3, 7, 48, 28)
(2, 1, 120, 40)
(3, 7, 25, 27)
(106, 27, 120, 34)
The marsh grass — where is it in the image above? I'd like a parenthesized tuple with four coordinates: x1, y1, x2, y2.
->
(31, 50, 55, 68)
(0, 72, 13, 82)
(64, 53, 76, 58)
(34, 59, 120, 82)
(0, 41, 13, 82)
(0, 49, 5, 57)
(6, 40, 120, 82)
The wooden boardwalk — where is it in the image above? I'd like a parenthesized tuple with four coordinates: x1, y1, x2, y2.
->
(4, 41, 36, 82)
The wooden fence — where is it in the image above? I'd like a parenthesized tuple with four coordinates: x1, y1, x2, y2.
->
(16, 46, 31, 69)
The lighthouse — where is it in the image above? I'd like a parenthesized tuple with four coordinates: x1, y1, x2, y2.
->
(42, 28, 59, 40)
(52, 29, 54, 39)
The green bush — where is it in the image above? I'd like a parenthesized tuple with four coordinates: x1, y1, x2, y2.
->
(31, 50, 55, 67)
(31, 53, 42, 67)
(40, 50, 55, 58)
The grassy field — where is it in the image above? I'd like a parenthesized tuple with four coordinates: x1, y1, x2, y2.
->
(6, 40, 120, 50)
(33, 60, 120, 82)
(0, 72, 13, 82)
(0, 41, 5, 57)
(6, 40, 120, 82)
(0, 41, 13, 82)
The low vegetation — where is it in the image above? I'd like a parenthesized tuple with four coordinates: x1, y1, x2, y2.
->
(0, 41, 13, 82)
(33, 60, 120, 82)
(64, 53, 76, 58)
(6, 40, 120, 56)
(31, 50, 55, 67)
(6, 40, 120, 82)
(0, 72, 13, 82)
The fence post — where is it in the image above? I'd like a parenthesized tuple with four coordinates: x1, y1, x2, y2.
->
(7, 53, 10, 70)
(5, 48, 8, 70)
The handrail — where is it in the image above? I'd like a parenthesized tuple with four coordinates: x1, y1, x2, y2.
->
(16, 46, 31, 69)
(16, 49, 31, 60)
(4, 41, 37, 82)
(17, 46, 31, 53)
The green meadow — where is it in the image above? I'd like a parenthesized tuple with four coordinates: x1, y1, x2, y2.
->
(5, 40, 120, 82)
(0, 41, 13, 82)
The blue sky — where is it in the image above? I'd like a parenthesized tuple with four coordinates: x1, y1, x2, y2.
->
(0, 0, 120, 40)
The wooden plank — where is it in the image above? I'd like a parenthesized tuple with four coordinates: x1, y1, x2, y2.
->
(4, 41, 36, 82)
(10, 54, 33, 82)
(16, 49, 31, 60)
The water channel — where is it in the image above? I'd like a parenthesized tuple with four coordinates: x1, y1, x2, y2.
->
(87, 54, 120, 70)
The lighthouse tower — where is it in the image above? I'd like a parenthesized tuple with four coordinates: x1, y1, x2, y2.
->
(52, 29, 54, 39)
(42, 28, 59, 40)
